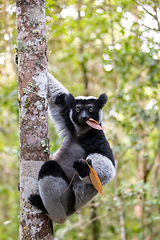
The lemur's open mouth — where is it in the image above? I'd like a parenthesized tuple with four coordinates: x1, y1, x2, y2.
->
(86, 118, 103, 130)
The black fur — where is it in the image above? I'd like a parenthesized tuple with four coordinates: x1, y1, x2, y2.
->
(65, 93, 75, 109)
(28, 194, 48, 214)
(60, 105, 75, 135)
(97, 94, 108, 108)
(72, 99, 101, 124)
(55, 93, 66, 104)
(15, 54, 18, 65)
(73, 159, 92, 178)
(54, 93, 75, 135)
(78, 129, 115, 166)
(38, 160, 70, 183)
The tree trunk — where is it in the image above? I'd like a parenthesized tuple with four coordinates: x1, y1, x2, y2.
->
(16, 0, 53, 239)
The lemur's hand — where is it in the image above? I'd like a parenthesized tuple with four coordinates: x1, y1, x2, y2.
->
(73, 159, 92, 178)
(15, 54, 18, 65)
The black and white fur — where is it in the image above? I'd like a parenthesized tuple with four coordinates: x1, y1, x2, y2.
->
(29, 73, 116, 224)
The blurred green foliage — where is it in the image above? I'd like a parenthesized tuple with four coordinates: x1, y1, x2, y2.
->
(0, 0, 160, 239)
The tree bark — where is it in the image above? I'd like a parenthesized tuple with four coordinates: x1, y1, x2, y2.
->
(16, 0, 53, 239)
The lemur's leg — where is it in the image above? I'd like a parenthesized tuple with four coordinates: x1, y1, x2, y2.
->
(30, 161, 75, 224)
(39, 161, 75, 224)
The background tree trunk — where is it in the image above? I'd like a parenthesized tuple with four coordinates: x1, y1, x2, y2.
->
(16, 0, 53, 239)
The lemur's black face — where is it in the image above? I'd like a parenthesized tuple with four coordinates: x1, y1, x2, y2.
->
(72, 100, 99, 125)
(65, 93, 108, 127)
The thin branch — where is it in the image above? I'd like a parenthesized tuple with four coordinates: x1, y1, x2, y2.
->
(152, 130, 160, 196)
(134, 0, 158, 21)
(115, 197, 126, 240)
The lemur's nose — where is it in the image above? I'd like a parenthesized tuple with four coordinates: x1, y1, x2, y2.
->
(81, 110, 87, 120)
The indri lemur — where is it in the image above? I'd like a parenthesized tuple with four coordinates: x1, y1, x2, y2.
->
(29, 73, 116, 224)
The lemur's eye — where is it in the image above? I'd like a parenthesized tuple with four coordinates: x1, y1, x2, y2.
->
(75, 107, 81, 113)
(88, 107, 94, 113)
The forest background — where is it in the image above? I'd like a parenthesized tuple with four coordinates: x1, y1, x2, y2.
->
(0, 0, 160, 239)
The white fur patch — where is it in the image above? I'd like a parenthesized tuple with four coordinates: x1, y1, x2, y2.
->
(75, 96, 97, 100)
(79, 175, 92, 184)
(98, 109, 103, 124)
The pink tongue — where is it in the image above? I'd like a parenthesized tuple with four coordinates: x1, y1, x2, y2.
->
(86, 118, 103, 130)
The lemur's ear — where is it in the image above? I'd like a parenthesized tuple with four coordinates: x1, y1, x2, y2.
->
(65, 93, 75, 108)
(97, 93, 108, 108)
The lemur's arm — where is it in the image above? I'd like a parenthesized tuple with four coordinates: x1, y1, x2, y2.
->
(47, 72, 69, 100)
(74, 154, 115, 186)
(73, 155, 115, 210)
(73, 130, 115, 207)
(15, 55, 72, 138)
(47, 73, 74, 137)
